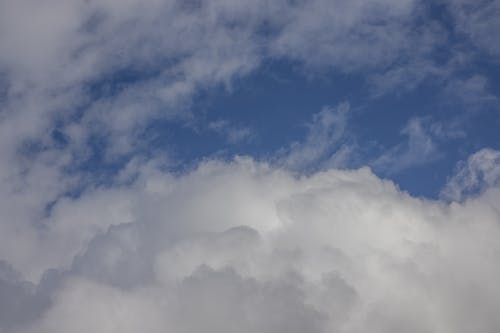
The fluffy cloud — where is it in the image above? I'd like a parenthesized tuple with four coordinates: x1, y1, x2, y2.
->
(0, 156, 499, 332)
(1, 1, 500, 332)
(0, 0, 424, 287)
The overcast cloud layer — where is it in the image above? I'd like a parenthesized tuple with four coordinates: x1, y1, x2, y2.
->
(1, 0, 500, 332)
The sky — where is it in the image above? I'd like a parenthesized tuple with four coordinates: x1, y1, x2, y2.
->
(0, 0, 500, 332)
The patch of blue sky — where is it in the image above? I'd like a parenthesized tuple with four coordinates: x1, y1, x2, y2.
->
(53, 9, 500, 200)
(68, 54, 500, 199)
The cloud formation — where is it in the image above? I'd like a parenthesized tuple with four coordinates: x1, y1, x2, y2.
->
(442, 148, 500, 201)
(280, 102, 351, 170)
(1, 1, 500, 332)
(372, 117, 440, 174)
(0, 156, 499, 332)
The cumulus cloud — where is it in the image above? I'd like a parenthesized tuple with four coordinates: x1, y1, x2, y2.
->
(0, 156, 498, 332)
(1, 1, 500, 332)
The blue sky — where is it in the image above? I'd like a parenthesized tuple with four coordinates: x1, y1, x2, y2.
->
(1, 1, 500, 332)
(34, 0, 498, 200)
(82, 54, 499, 198)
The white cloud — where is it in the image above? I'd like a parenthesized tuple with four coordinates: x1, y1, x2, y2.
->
(372, 117, 440, 174)
(0, 1, 500, 332)
(0, 0, 494, 201)
(0, 0, 462, 161)
(442, 148, 500, 201)
(271, 0, 418, 71)
(279, 102, 351, 170)
(21, 277, 167, 333)
(0, 156, 498, 332)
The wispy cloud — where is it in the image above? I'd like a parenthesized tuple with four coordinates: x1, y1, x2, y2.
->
(0, 1, 500, 332)
(278, 102, 351, 171)
(371, 117, 441, 174)
(208, 120, 255, 144)
(442, 148, 500, 201)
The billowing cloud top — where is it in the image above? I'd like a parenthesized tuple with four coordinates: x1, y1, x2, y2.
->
(2, 158, 500, 332)
(0, 0, 500, 332)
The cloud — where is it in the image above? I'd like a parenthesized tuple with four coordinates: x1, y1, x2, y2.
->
(441, 148, 500, 201)
(0, 261, 50, 332)
(0, 156, 497, 332)
(270, 0, 418, 71)
(208, 120, 255, 144)
(0, 0, 495, 206)
(279, 102, 352, 170)
(0, 0, 427, 243)
(0, 1, 500, 332)
(372, 117, 440, 174)
(448, 0, 500, 58)
(0, 0, 478, 165)
(443, 74, 498, 107)
(0, 0, 275, 283)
